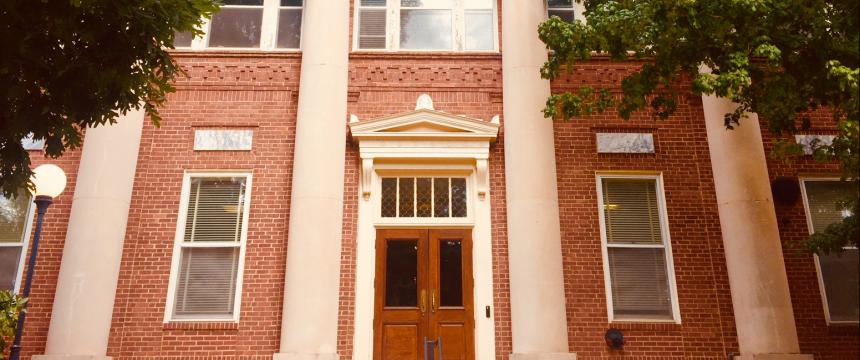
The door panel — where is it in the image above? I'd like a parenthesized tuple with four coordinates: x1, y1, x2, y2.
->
(374, 229, 474, 360)
(382, 324, 420, 360)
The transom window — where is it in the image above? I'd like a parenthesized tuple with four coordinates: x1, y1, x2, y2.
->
(166, 173, 252, 321)
(801, 179, 859, 323)
(355, 0, 497, 51)
(597, 175, 680, 322)
(175, 0, 302, 50)
(380, 177, 467, 218)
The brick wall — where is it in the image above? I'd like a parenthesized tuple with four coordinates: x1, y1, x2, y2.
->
(761, 112, 860, 359)
(340, 52, 509, 360)
(103, 52, 301, 359)
(551, 59, 739, 358)
(18, 149, 82, 359)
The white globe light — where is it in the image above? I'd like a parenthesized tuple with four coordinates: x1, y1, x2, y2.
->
(30, 164, 67, 198)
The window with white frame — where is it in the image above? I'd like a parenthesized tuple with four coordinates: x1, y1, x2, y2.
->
(355, 0, 497, 51)
(0, 191, 33, 292)
(175, 0, 302, 50)
(380, 177, 467, 218)
(547, 0, 575, 22)
(801, 179, 859, 323)
(166, 174, 251, 321)
(597, 176, 679, 322)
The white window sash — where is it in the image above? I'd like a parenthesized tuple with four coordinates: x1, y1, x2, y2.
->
(596, 173, 681, 323)
(0, 198, 36, 293)
(164, 171, 253, 323)
(181, 0, 302, 51)
(353, 0, 498, 52)
(799, 177, 860, 325)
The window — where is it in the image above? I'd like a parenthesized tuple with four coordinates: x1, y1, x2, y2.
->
(597, 175, 680, 322)
(166, 173, 252, 321)
(380, 177, 467, 218)
(0, 191, 34, 292)
(176, 0, 302, 50)
(355, 0, 497, 51)
(801, 179, 859, 323)
(547, 0, 575, 22)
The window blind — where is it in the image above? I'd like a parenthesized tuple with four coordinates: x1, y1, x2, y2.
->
(600, 177, 676, 321)
(358, 1, 387, 49)
(173, 176, 248, 319)
(601, 178, 662, 244)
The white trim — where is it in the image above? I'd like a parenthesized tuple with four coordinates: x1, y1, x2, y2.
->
(352, 164, 494, 360)
(163, 171, 253, 323)
(350, 104, 497, 360)
(352, 0, 499, 52)
(178, 0, 303, 51)
(798, 177, 860, 325)
(595, 173, 682, 323)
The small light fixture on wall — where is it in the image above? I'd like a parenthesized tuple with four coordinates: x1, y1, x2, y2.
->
(605, 328, 625, 350)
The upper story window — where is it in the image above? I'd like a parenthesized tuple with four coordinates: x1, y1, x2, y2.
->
(355, 0, 497, 51)
(547, 0, 575, 22)
(800, 179, 859, 324)
(0, 191, 34, 292)
(175, 0, 303, 50)
(597, 175, 680, 322)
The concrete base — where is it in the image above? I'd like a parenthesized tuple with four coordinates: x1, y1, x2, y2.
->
(33, 356, 112, 360)
(511, 353, 577, 360)
(273, 353, 338, 360)
(734, 354, 813, 360)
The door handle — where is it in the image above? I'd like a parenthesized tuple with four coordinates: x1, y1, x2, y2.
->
(420, 289, 427, 315)
(431, 289, 438, 313)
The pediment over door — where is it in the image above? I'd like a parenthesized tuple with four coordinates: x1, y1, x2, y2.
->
(349, 95, 499, 200)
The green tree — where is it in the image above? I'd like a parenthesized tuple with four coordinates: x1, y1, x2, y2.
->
(0, 291, 26, 360)
(539, 0, 858, 254)
(0, 0, 219, 196)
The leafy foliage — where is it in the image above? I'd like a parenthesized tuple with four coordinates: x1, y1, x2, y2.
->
(0, 291, 26, 359)
(0, 0, 220, 196)
(539, 0, 859, 253)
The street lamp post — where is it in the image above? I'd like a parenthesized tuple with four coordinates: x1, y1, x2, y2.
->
(9, 164, 66, 360)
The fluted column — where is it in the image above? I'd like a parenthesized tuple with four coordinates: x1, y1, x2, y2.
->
(702, 95, 811, 360)
(35, 109, 144, 360)
(501, 1, 575, 359)
(274, 1, 349, 359)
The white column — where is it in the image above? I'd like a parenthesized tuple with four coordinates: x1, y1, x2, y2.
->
(702, 95, 811, 360)
(34, 109, 145, 360)
(501, 1, 575, 359)
(274, 0, 349, 359)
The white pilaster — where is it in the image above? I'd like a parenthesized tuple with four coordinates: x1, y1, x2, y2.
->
(35, 109, 145, 360)
(274, 0, 349, 359)
(501, 1, 574, 358)
(701, 95, 811, 360)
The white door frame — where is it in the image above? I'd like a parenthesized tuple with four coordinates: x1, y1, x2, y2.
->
(348, 99, 499, 359)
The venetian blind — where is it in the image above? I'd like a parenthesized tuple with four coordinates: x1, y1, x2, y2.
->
(803, 180, 854, 233)
(358, 0, 387, 49)
(601, 177, 674, 320)
(601, 178, 662, 244)
(174, 176, 247, 318)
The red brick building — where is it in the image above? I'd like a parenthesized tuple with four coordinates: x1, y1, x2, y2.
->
(5, 1, 857, 359)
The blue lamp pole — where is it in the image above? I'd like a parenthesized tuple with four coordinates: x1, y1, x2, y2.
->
(9, 164, 66, 360)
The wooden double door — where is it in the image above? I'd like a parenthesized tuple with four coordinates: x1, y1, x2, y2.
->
(374, 229, 474, 360)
